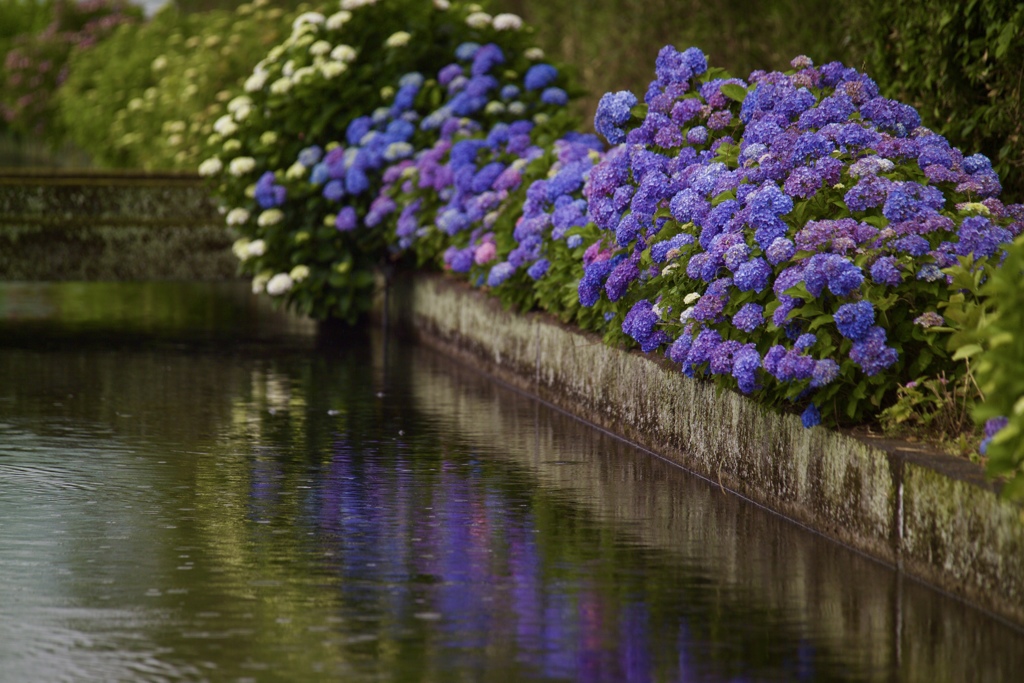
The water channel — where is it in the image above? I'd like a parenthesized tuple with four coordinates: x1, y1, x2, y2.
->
(1, 282, 1022, 682)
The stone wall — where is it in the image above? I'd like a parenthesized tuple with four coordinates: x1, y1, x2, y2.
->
(386, 272, 1024, 627)
(0, 171, 237, 280)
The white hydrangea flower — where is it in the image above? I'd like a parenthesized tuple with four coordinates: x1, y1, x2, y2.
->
(309, 40, 332, 56)
(492, 13, 522, 30)
(213, 115, 238, 137)
(246, 239, 267, 257)
(266, 273, 294, 296)
(292, 11, 325, 32)
(233, 104, 252, 122)
(285, 161, 307, 179)
(320, 62, 346, 79)
(524, 47, 545, 60)
(226, 208, 251, 227)
(484, 101, 506, 115)
(231, 238, 250, 260)
(151, 55, 168, 71)
(198, 157, 223, 176)
(680, 307, 695, 322)
(244, 69, 269, 92)
(251, 272, 271, 294)
(433, 0, 450, 9)
(683, 292, 702, 304)
(228, 156, 256, 176)
(326, 11, 352, 30)
(508, 101, 526, 116)
(227, 95, 252, 114)
(257, 209, 283, 227)
(289, 264, 310, 282)
(222, 139, 241, 153)
(340, 0, 376, 9)
(384, 31, 411, 48)
(330, 44, 356, 62)
(291, 66, 316, 83)
(270, 77, 292, 94)
(533, 112, 550, 125)
(260, 131, 278, 145)
(465, 11, 491, 28)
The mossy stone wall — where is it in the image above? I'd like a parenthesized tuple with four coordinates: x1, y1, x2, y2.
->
(0, 171, 237, 280)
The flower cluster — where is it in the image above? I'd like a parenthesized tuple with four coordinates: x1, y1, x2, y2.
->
(201, 1, 574, 322)
(577, 47, 1023, 424)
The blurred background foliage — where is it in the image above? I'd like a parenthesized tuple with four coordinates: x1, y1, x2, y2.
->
(0, 0, 1021, 200)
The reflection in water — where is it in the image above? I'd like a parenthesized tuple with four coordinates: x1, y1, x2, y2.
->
(0, 282, 1022, 682)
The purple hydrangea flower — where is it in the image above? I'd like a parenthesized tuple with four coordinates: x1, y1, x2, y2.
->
(622, 299, 671, 352)
(334, 206, 358, 231)
(870, 256, 903, 286)
(849, 326, 899, 375)
(732, 303, 764, 332)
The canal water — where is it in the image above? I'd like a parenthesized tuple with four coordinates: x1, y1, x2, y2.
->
(1, 282, 1022, 682)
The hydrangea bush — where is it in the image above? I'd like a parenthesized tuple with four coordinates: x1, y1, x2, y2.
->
(0, 0, 140, 139)
(201, 0, 576, 321)
(57, 0, 290, 169)
(576, 47, 1022, 427)
(197, 22, 1024, 488)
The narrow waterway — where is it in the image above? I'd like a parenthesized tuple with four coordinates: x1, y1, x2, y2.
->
(0, 282, 1021, 682)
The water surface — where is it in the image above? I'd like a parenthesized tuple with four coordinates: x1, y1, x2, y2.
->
(0, 282, 1021, 682)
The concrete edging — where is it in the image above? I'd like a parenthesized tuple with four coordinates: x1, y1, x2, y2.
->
(386, 272, 1024, 627)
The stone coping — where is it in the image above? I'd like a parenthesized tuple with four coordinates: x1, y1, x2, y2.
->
(384, 271, 1024, 628)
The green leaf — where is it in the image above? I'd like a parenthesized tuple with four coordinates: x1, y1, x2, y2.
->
(952, 343, 983, 360)
(720, 83, 748, 102)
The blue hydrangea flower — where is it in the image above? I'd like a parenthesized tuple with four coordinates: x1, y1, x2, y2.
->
(541, 87, 569, 106)
(298, 145, 323, 167)
(801, 404, 821, 428)
(594, 90, 637, 144)
(849, 326, 898, 375)
(527, 259, 550, 280)
(833, 300, 875, 340)
(870, 256, 903, 286)
(732, 303, 764, 332)
(524, 63, 559, 91)
(487, 262, 515, 287)
(734, 257, 771, 292)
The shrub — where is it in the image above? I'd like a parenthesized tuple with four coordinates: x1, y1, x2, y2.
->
(202, 0, 578, 322)
(0, 0, 140, 141)
(568, 47, 1023, 427)
(57, 1, 290, 169)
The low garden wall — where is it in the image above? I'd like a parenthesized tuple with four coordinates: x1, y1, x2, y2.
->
(386, 272, 1024, 627)
(0, 171, 236, 280)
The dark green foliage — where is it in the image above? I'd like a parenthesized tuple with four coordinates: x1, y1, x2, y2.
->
(823, 0, 1023, 201)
